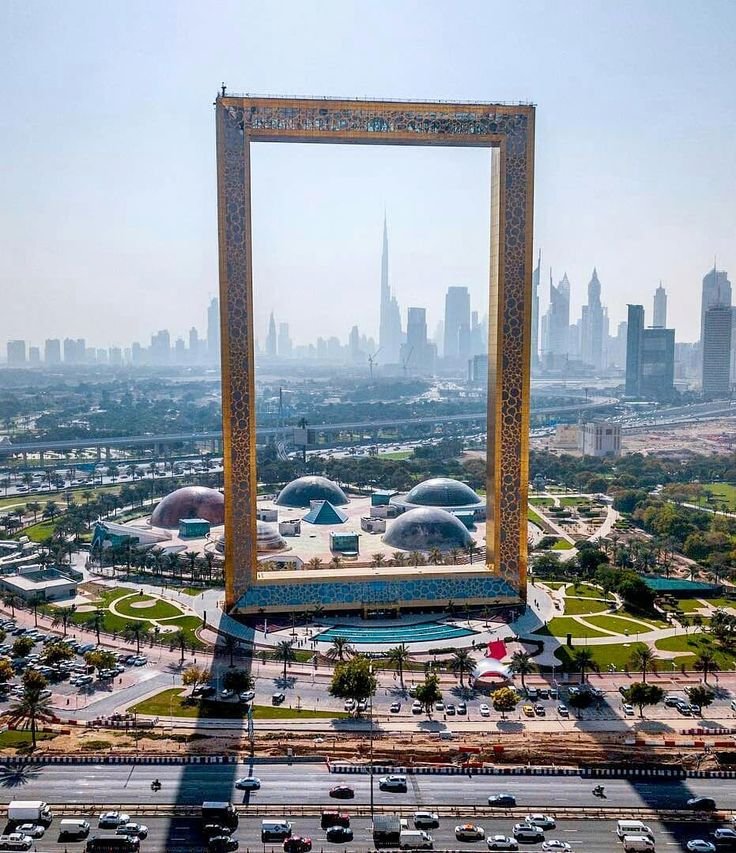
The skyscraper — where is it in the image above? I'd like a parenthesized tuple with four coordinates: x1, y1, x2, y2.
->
(541, 272, 570, 359)
(530, 249, 541, 370)
(581, 268, 606, 370)
(150, 330, 171, 365)
(278, 322, 292, 358)
(653, 283, 667, 328)
(640, 327, 675, 400)
(188, 327, 200, 363)
(265, 312, 277, 357)
(378, 215, 403, 364)
(402, 306, 436, 374)
(207, 297, 220, 363)
(44, 338, 61, 365)
(6, 340, 26, 366)
(443, 286, 471, 362)
(702, 304, 732, 399)
(701, 266, 732, 345)
(625, 305, 645, 396)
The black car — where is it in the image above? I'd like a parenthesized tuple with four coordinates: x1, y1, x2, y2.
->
(326, 827, 354, 843)
(209, 836, 239, 852)
(204, 825, 232, 839)
(687, 797, 717, 811)
(488, 793, 517, 806)
(329, 785, 354, 799)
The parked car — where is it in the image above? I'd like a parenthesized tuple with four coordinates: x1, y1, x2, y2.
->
(479, 703, 491, 717)
(557, 704, 569, 717)
(272, 692, 286, 705)
(457, 702, 467, 715)
(390, 701, 401, 713)
(622, 704, 635, 716)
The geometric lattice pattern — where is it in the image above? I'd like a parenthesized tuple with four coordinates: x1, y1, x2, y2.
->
(215, 94, 535, 612)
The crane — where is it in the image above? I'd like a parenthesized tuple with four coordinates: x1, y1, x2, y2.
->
(367, 348, 381, 381)
(401, 346, 414, 376)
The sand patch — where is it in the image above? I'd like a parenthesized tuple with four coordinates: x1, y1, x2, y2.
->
(128, 600, 157, 610)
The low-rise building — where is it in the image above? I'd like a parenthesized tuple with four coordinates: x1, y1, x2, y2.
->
(0, 565, 78, 602)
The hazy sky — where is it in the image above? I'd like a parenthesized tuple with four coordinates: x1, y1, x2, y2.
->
(1, 0, 735, 350)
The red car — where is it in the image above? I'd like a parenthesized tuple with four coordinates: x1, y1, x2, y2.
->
(329, 785, 355, 799)
(284, 837, 312, 853)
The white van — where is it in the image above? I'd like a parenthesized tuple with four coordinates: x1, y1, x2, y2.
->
(622, 835, 655, 852)
(59, 819, 90, 839)
(617, 821, 654, 840)
(400, 830, 433, 849)
(261, 820, 292, 842)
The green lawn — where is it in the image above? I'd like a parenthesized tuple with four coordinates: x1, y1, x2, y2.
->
(551, 539, 574, 551)
(0, 730, 57, 747)
(568, 583, 613, 600)
(618, 608, 668, 628)
(550, 641, 648, 671)
(18, 519, 59, 542)
(380, 451, 412, 460)
(114, 594, 183, 620)
(585, 614, 659, 635)
(541, 581, 567, 590)
(654, 631, 736, 669)
(673, 598, 709, 613)
(530, 497, 556, 507)
(705, 598, 736, 610)
(563, 597, 610, 616)
(560, 497, 591, 507)
(534, 618, 610, 639)
(528, 508, 545, 527)
(704, 483, 736, 511)
(129, 688, 347, 720)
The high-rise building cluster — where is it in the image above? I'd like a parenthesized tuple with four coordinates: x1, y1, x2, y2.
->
(3, 298, 222, 368)
(259, 216, 488, 376)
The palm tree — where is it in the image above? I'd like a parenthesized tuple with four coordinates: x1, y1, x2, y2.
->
(170, 628, 188, 663)
(27, 593, 44, 628)
(220, 634, 239, 667)
(84, 608, 105, 645)
(391, 551, 407, 567)
(428, 549, 444, 566)
(572, 647, 597, 684)
(465, 542, 478, 565)
(306, 557, 324, 571)
(510, 650, 535, 689)
(51, 606, 76, 637)
(694, 650, 719, 684)
(387, 643, 410, 689)
(326, 636, 355, 662)
(329, 555, 343, 570)
(8, 679, 54, 748)
(2, 592, 21, 618)
(274, 640, 296, 681)
(25, 502, 42, 524)
(629, 647, 658, 683)
(450, 649, 476, 688)
(122, 621, 150, 655)
(408, 551, 424, 567)
(371, 553, 386, 568)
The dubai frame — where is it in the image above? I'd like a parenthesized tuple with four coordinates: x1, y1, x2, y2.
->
(215, 94, 535, 614)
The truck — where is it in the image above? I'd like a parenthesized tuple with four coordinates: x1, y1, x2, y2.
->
(201, 802, 238, 830)
(373, 815, 402, 848)
(6, 801, 53, 824)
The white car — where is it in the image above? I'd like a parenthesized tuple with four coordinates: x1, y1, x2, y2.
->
(235, 776, 261, 790)
(98, 812, 130, 828)
(479, 703, 491, 717)
(116, 822, 148, 839)
(413, 812, 439, 829)
(687, 842, 716, 853)
(622, 703, 635, 716)
(15, 825, 44, 839)
(240, 690, 256, 702)
(487, 835, 518, 850)
(525, 815, 556, 830)
(542, 842, 571, 852)
(455, 824, 486, 841)
(344, 698, 356, 711)
(0, 833, 33, 851)
(435, 701, 445, 711)
(412, 700, 423, 714)
(513, 825, 545, 842)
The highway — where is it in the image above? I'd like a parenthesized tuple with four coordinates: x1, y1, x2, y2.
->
(0, 763, 734, 811)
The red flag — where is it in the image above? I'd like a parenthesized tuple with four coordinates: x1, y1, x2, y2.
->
(486, 639, 507, 660)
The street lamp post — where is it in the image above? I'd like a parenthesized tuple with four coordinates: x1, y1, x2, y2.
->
(369, 664, 374, 821)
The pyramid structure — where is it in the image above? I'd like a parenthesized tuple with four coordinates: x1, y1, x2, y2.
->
(302, 500, 348, 525)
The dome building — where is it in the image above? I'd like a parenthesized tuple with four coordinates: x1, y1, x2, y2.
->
(275, 476, 348, 509)
(382, 506, 475, 552)
(215, 520, 286, 554)
(391, 477, 485, 519)
(150, 486, 225, 529)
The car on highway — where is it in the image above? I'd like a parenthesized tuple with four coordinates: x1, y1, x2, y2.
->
(14, 826, 43, 839)
(688, 842, 716, 853)
(328, 785, 354, 799)
(116, 822, 148, 839)
(283, 836, 312, 852)
(325, 826, 353, 843)
(512, 824, 545, 842)
(455, 824, 486, 841)
(209, 837, 239, 852)
(689, 797, 717, 811)
(0, 833, 33, 851)
(203, 825, 233, 839)
(487, 835, 518, 850)
(379, 774, 408, 792)
(541, 842, 571, 852)
(488, 794, 516, 807)
(557, 704, 569, 717)
(622, 704, 635, 716)
(525, 815, 556, 830)
(413, 812, 440, 829)
(235, 776, 261, 790)
(390, 701, 401, 713)
(522, 705, 534, 717)
(98, 812, 131, 828)
(712, 828, 736, 844)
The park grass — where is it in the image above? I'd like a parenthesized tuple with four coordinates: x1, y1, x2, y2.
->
(705, 597, 736, 610)
(585, 614, 658, 635)
(528, 508, 545, 527)
(129, 688, 347, 719)
(380, 451, 412, 461)
(704, 483, 736, 512)
(654, 631, 736, 669)
(560, 497, 590, 507)
(114, 594, 183, 620)
(619, 608, 668, 628)
(540, 581, 567, 591)
(673, 598, 709, 613)
(551, 539, 574, 550)
(0, 730, 57, 747)
(550, 640, 648, 672)
(562, 597, 610, 616)
(568, 583, 613, 600)
(529, 497, 556, 507)
(534, 618, 610, 639)
(17, 519, 59, 542)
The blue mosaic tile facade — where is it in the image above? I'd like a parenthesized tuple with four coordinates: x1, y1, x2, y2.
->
(234, 574, 518, 611)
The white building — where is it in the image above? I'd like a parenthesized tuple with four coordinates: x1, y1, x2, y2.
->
(579, 421, 622, 457)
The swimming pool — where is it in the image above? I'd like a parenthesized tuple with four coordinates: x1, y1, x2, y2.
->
(315, 621, 476, 645)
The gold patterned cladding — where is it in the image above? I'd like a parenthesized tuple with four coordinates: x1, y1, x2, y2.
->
(215, 96, 535, 608)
